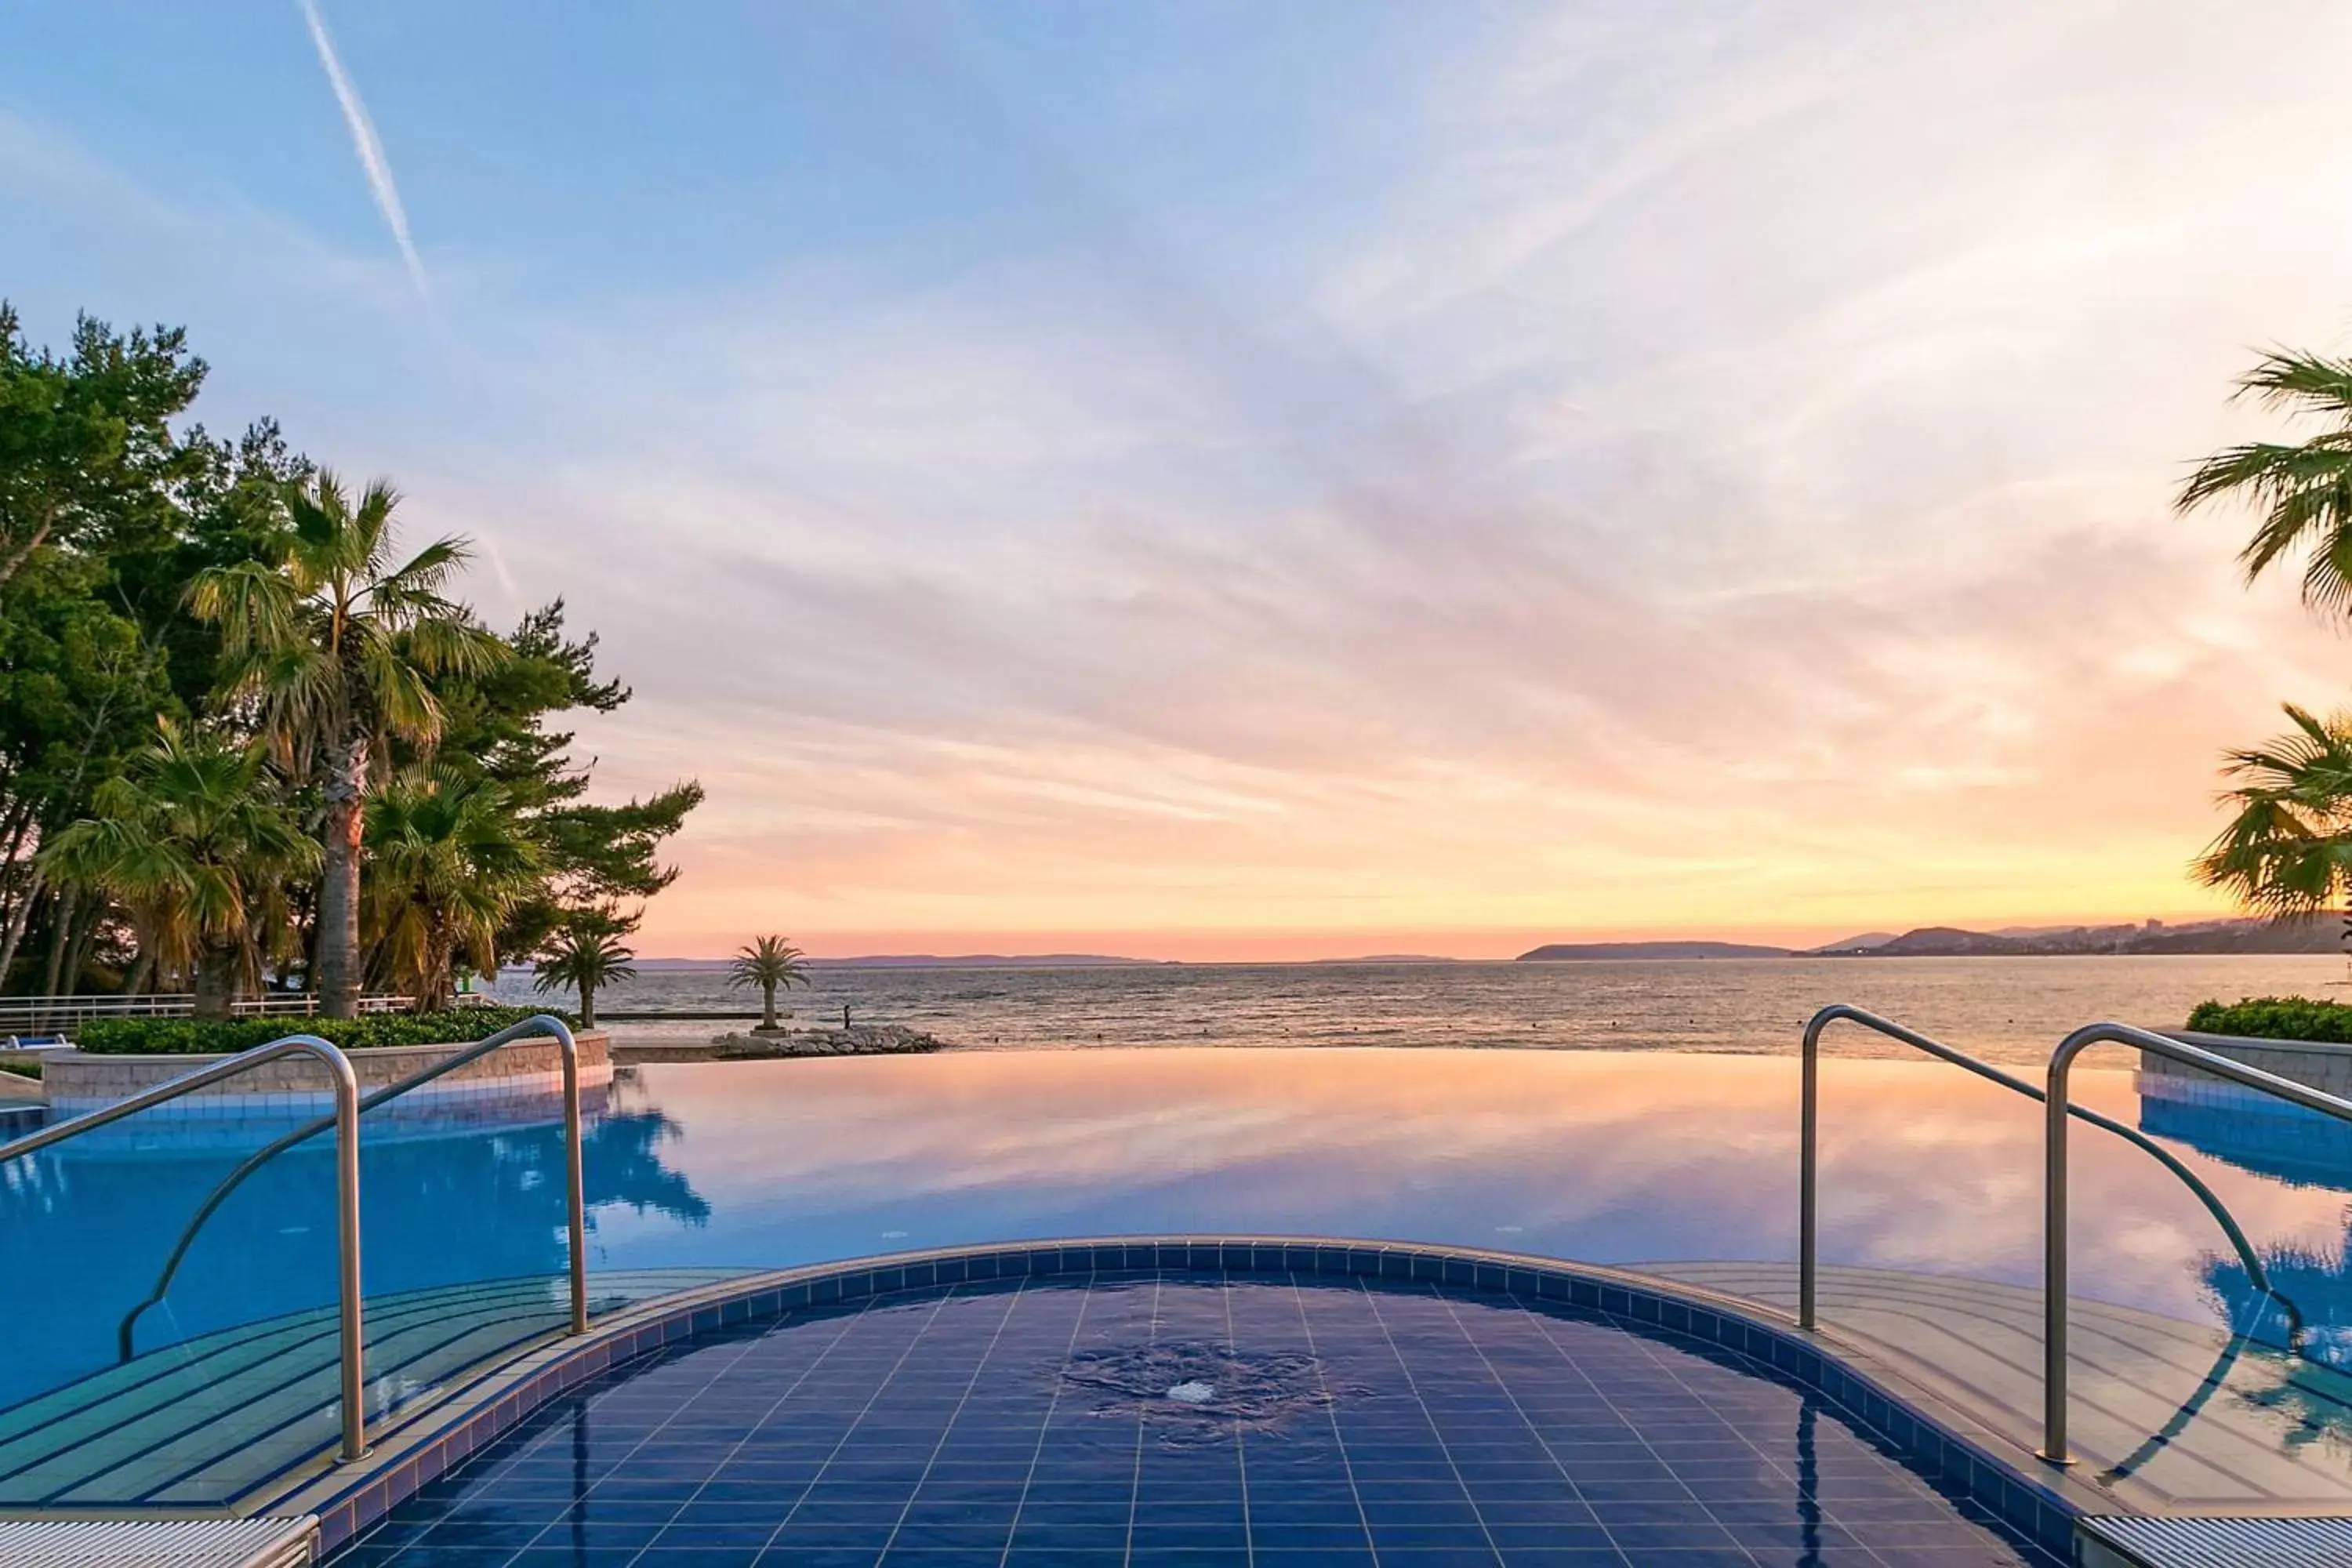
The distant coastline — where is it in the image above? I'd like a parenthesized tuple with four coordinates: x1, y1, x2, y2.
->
(1516, 917, 2338, 961)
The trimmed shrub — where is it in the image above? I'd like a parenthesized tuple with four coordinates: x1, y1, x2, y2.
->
(2185, 995, 2352, 1044)
(75, 1005, 578, 1056)
(0, 1059, 39, 1080)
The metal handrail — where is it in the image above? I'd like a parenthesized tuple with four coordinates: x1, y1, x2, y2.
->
(117, 1014, 588, 1363)
(1800, 1005, 2294, 1345)
(2042, 1022, 2352, 1465)
(0, 1035, 368, 1461)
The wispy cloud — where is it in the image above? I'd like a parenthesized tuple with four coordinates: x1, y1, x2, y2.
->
(296, 0, 426, 299)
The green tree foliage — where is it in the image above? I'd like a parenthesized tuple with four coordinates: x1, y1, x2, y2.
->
(189, 473, 508, 1015)
(419, 600, 703, 960)
(532, 909, 636, 1029)
(3, 304, 700, 1009)
(2194, 704, 2352, 920)
(2180, 350, 2352, 615)
(727, 934, 810, 1031)
(0, 303, 206, 590)
(40, 720, 316, 1017)
(362, 771, 541, 1011)
(0, 306, 281, 993)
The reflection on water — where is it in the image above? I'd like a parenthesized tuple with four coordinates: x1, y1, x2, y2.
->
(13, 1046, 2352, 1426)
(2163, 1086, 2352, 1372)
(0, 1095, 708, 1408)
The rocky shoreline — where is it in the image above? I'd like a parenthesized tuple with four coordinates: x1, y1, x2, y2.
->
(610, 1025, 948, 1064)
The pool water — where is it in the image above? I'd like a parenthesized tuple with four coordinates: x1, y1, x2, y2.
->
(9, 1047, 2352, 1422)
(334, 1269, 2061, 1566)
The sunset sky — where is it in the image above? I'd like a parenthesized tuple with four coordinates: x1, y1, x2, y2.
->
(10, 2, 2352, 959)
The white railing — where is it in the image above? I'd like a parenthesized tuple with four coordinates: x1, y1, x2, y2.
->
(0, 993, 415, 1035)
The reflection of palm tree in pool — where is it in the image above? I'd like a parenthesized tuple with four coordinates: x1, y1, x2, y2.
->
(0, 1103, 711, 1403)
(586, 1109, 709, 1225)
(2210, 1226, 2352, 1354)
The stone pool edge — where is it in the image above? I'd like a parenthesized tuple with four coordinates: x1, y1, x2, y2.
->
(251, 1236, 2106, 1561)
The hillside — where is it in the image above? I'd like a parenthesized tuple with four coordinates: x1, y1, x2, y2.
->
(1831, 918, 2337, 957)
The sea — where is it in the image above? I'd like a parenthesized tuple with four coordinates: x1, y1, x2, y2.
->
(488, 953, 2352, 1067)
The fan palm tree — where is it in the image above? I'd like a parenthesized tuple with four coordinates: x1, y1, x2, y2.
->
(187, 472, 506, 1015)
(2179, 350, 2352, 615)
(363, 771, 541, 1012)
(533, 909, 635, 1029)
(2194, 704, 2352, 918)
(40, 720, 318, 1017)
(728, 934, 810, 1032)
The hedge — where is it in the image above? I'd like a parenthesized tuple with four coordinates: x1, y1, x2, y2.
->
(74, 1005, 579, 1056)
(0, 1059, 38, 1080)
(2184, 996, 2352, 1044)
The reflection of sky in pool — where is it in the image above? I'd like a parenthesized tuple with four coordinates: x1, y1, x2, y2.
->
(7, 1047, 2352, 1414)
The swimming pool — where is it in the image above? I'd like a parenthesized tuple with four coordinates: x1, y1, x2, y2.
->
(8, 1044, 2352, 1547)
(9, 1047, 2350, 1410)
(332, 1267, 2062, 1566)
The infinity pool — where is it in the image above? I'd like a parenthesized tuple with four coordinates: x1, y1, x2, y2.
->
(8, 1046, 2350, 1421)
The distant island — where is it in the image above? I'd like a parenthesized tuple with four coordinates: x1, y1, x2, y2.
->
(1517, 941, 1795, 961)
(1512, 917, 2339, 962)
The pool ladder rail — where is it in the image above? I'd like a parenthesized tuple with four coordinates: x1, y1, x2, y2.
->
(1800, 1003, 2352, 1468)
(0, 1012, 589, 1466)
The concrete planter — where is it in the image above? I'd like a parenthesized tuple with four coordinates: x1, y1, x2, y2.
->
(2137, 1031, 2352, 1184)
(2142, 1030, 2352, 1102)
(41, 1030, 611, 1123)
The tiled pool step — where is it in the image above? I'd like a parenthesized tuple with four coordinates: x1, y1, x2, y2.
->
(0, 1269, 742, 1510)
(1649, 1261, 2352, 1514)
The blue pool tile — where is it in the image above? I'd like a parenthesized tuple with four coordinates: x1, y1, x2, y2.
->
(332, 1267, 2056, 1568)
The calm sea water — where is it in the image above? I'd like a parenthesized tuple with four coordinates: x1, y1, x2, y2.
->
(492, 954, 2350, 1066)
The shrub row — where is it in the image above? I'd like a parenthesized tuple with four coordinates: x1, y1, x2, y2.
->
(2184, 995, 2352, 1044)
(74, 1005, 577, 1056)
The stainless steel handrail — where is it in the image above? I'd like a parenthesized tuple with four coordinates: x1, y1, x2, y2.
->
(1800, 1005, 2292, 1344)
(117, 1014, 588, 1362)
(0, 1035, 368, 1461)
(2042, 1022, 2352, 1465)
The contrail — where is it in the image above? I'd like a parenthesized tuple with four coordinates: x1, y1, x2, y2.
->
(296, 0, 427, 298)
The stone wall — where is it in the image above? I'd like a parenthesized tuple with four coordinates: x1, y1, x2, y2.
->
(2143, 1030, 2352, 1100)
(42, 1029, 610, 1120)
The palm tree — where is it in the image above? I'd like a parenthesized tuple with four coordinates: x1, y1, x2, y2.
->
(728, 934, 810, 1032)
(363, 771, 541, 1012)
(2179, 350, 2352, 614)
(187, 472, 506, 1016)
(533, 909, 635, 1029)
(40, 720, 318, 1017)
(2194, 704, 2352, 918)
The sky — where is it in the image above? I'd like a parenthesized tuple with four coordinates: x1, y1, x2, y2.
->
(9, 2, 2352, 960)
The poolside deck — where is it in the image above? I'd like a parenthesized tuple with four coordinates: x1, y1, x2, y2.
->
(1650, 1261, 2352, 1516)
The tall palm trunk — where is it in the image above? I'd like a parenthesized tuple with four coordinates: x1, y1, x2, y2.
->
(423, 932, 456, 1013)
(315, 729, 368, 1018)
(576, 975, 597, 1030)
(760, 980, 779, 1030)
(41, 884, 77, 997)
(192, 943, 238, 1021)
